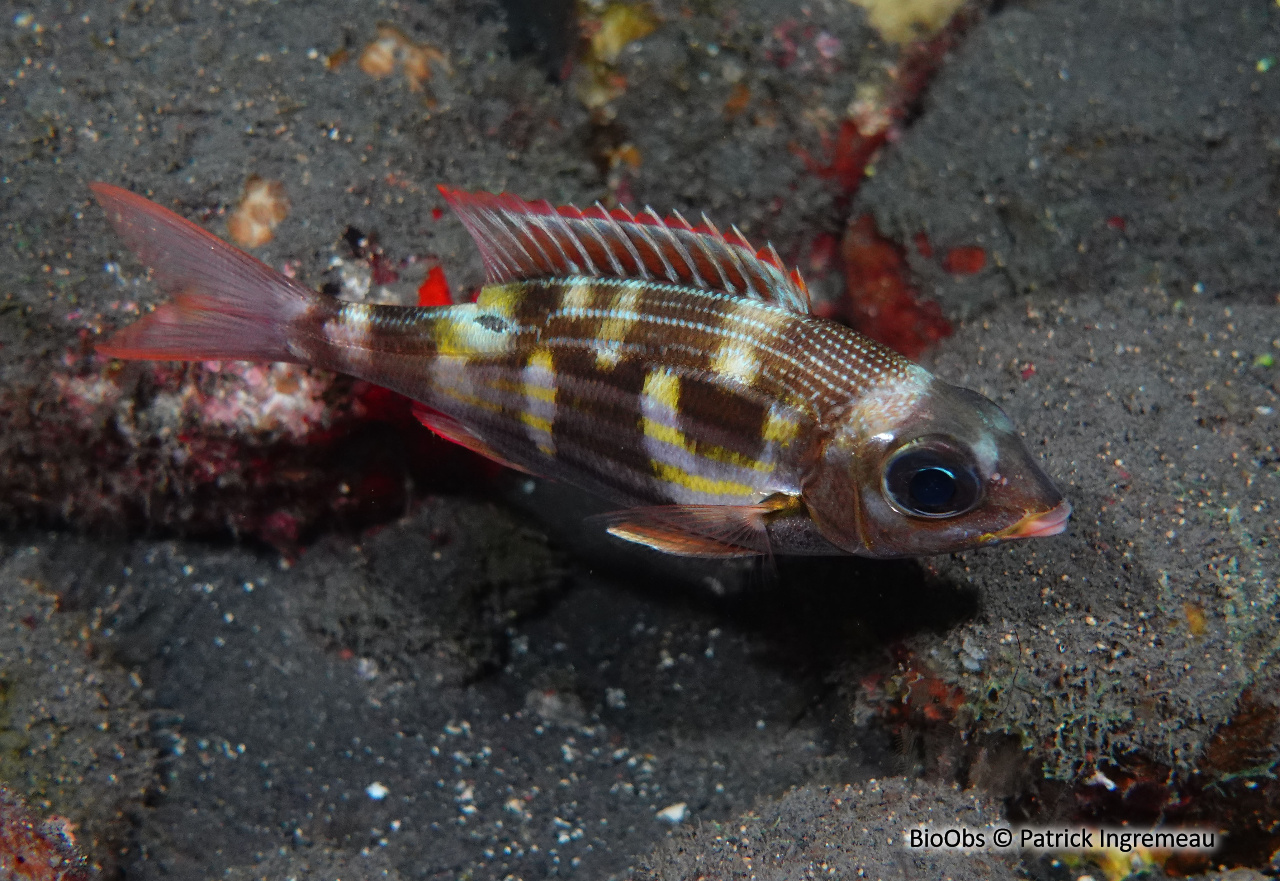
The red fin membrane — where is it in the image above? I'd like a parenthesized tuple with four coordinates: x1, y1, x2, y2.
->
(411, 404, 533, 474)
(596, 503, 780, 558)
(438, 186, 811, 315)
(92, 183, 312, 362)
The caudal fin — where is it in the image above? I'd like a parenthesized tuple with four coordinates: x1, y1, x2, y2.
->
(92, 182, 313, 362)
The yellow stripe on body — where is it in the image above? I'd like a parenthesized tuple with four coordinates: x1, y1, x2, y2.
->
(523, 349, 556, 402)
(473, 283, 522, 316)
(641, 367, 680, 411)
(431, 357, 760, 498)
(432, 384, 505, 415)
(709, 334, 762, 386)
(429, 349, 559, 457)
(651, 461, 759, 498)
(640, 417, 773, 475)
(522, 348, 557, 456)
(597, 286, 643, 342)
(520, 411, 553, 434)
(594, 285, 643, 369)
(762, 407, 801, 445)
(560, 282, 596, 310)
(639, 368, 770, 498)
(433, 309, 513, 359)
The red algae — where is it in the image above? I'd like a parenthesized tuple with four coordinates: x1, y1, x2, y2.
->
(790, 8, 979, 200)
(0, 362, 485, 550)
(912, 230, 934, 258)
(839, 214, 951, 358)
(942, 245, 987, 275)
(416, 265, 453, 307)
(858, 646, 967, 745)
(790, 11, 977, 357)
(791, 118, 885, 198)
(0, 785, 92, 881)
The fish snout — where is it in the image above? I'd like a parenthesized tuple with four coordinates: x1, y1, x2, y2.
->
(998, 498, 1073, 540)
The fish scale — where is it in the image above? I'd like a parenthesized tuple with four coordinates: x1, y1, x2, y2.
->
(290, 279, 828, 507)
(91, 182, 1070, 558)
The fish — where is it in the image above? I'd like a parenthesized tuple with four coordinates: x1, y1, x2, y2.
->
(90, 182, 1070, 558)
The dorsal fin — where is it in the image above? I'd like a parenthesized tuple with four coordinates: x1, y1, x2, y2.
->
(437, 186, 811, 314)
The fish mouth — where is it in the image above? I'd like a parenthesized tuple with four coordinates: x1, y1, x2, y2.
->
(997, 499, 1073, 540)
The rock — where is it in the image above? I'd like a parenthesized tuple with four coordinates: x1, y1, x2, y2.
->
(0, 544, 157, 875)
(857, 0, 1280, 318)
(916, 293, 1279, 777)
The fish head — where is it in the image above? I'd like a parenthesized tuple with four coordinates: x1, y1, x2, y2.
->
(805, 377, 1070, 558)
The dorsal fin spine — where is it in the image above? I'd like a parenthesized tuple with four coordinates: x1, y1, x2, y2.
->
(597, 203, 651, 281)
(706, 215, 757, 296)
(675, 209, 731, 292)
(440, 186, 809, 314)
(791, 268, 808, 294)
(631, 213, 679, 282)
(478, 206, 525, 281)
(667, 209, 695, 233)
(561, 208, 603, 274)
(519, 211, 560, 276)
(494, 209, 541, 280)
(582, 211, 626, 275)
(659, 219, 707, 288)
(761, 242, 785, 272)
(691, 231, 731, 292)
(468, 211, 510, 281)
(559, 213, 599, 274)
(530, 214, 582, 275)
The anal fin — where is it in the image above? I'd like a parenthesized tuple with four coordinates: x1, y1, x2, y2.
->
(412, 404, 534, 475)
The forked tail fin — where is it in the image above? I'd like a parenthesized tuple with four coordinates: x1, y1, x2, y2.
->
(92, 182, 314, 362)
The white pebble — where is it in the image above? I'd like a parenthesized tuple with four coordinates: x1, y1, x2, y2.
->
(656, 802, 688, 824)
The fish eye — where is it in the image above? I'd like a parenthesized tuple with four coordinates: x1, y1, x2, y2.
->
(882, 437, 982, 518)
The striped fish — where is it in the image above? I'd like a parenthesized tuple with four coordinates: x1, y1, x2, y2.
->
(91, 183, 1070, 558)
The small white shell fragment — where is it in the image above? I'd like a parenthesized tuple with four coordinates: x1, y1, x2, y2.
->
(1084, 769, 1117, 791)
(656, 802, 688, 824)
